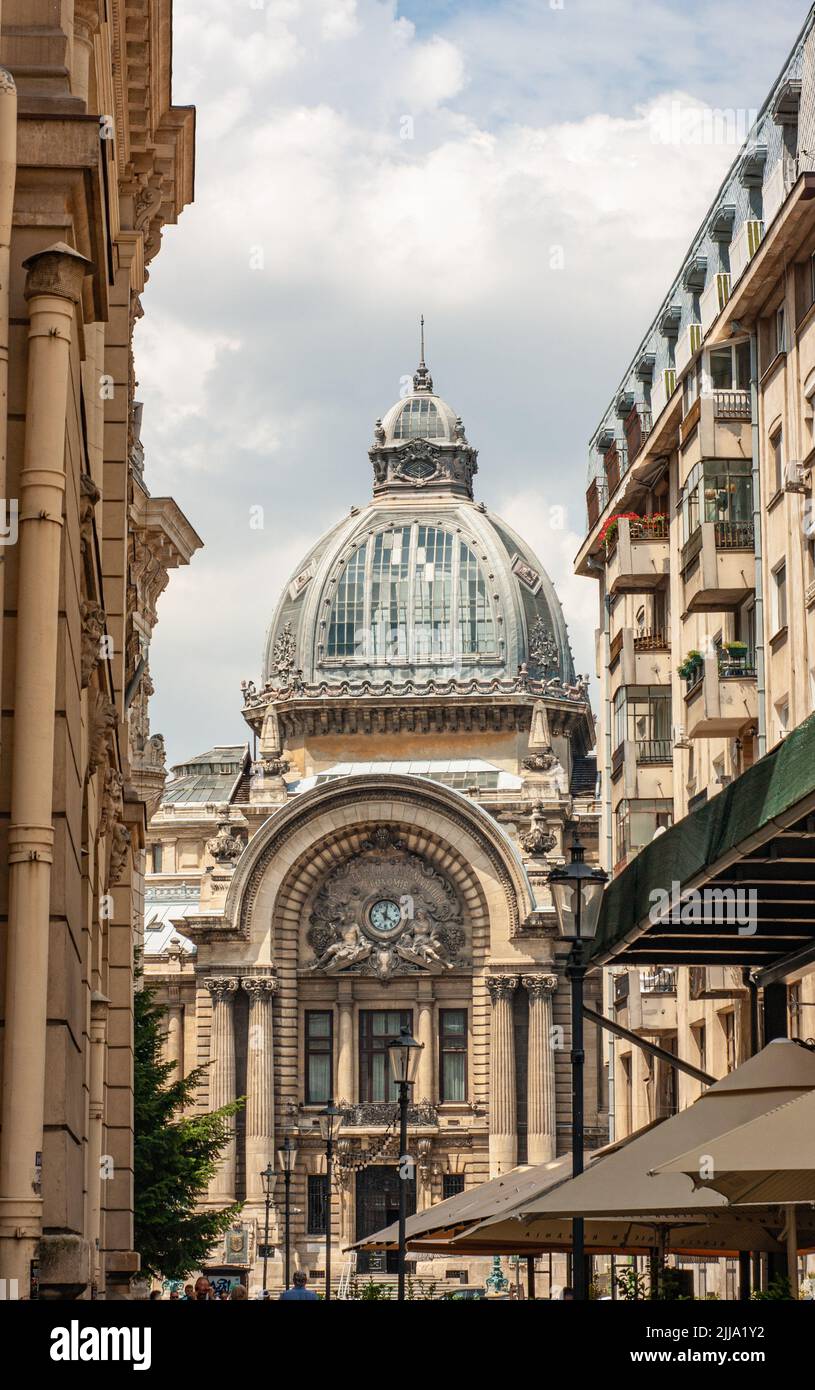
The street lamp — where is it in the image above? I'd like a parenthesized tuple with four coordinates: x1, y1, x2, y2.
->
(259, 1162, 277, 1296)
(547, 830, 608, 1302)
(388, 1024, 424, 1302)
(277, 1135, 298, 1291)
(318, 1101, 343, 1301)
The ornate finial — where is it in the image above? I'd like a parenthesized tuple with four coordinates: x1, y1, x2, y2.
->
(413, 314, 433, 393)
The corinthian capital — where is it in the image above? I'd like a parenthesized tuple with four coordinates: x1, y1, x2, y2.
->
(521, 973, 559, 999)
(205, 976, 240, 1003)
(486, 975, 518, 1004)
(243, 976, 278, 1000)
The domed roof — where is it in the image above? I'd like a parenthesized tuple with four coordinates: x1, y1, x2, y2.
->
(261, 343, 575, 690)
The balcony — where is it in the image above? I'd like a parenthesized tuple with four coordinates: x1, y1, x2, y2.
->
(339, 1101, 439, 1130)
(689, 965, 745, 1000)
(729, 218, 764, 283)
(586, 474, 609, 529)
(603, 440, 628, 495)
(614, 967, 677, 1033)
(605, 515, 669, 595)
(700, 272, 731, 334)
(712, 389, 751, 421)
(610, 628, 671, 688)
(624, 402, 652, 464)
(682, 520, 755, 612)
(650, 367, 677, 424)
(685, 652, 757, 738)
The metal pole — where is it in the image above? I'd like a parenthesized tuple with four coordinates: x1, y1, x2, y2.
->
(397, 1079, 409, 1302)
(283, 1173, 290, 1289)
(262, 1188, 270, 1293)
(568, 937, 587, 1300)
(526, 1255, 536, 1301)
(325, 1137, 333, 1302)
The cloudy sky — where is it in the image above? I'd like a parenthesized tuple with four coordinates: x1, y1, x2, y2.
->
(139, 0, 807, 766)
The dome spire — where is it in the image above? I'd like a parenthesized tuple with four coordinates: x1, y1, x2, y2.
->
(413, 314, 433, 393)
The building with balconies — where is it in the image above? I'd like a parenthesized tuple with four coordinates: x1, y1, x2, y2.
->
(575, 6, 815, 1172)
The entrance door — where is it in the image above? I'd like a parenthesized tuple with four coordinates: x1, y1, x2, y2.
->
(355, 1164, 416, 1275)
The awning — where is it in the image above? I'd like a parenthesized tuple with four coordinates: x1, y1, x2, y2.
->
(588, 712, 815, 975)
(653, 1086, 815, 1205)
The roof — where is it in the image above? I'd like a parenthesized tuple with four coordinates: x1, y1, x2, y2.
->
(162, 745, 250, 807)
(588, 712, 815, 976)
(293, 759, 523, 794)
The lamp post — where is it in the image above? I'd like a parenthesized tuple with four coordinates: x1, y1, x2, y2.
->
(547, 830, 608, 1301)
(318, 1101, 343, 1301)
(259, 1162, 277, 1296)
(277, 1135, 298, 1291)
(388, 1024, 424, 1302)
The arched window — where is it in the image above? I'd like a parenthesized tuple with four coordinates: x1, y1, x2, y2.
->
(326, 524, 498, 663)
(392, 398, 446, 439)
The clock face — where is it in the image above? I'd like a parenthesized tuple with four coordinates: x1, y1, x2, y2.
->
(368, 898, 403, 934)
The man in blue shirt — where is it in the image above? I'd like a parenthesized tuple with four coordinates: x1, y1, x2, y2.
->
(279, 1271, 318, 1301)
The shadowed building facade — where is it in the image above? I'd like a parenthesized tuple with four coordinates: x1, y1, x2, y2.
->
(0, 3, 197, 1298)
(145, 352, 603, 1291)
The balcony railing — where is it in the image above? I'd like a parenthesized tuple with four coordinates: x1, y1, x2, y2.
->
(609, 629, 624, 665)
(714, 519, 754, 550)
(633, 628, 670, 652)
(629, 515, 668, 541)
(640, 967, 677, 995)
(681, 528, 703, 571)
(604, 442, 628, 494)
(684, 662, 704, 694)
(718, 653, 757, 680)
(624, 403, 652, 464)
(713, 389, 751, 420)
(340, 1101, 439, 1128)
(586, 475, 609, 530)
(635, 738, 673, 764)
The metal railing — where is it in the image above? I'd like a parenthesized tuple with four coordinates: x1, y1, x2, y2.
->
(718, 654, 757, 680)
(640, 967, 677, 995)
(629, 516, 668, 541)
(714, 519, 754, 550)
(633, 628, 669, 652)
(635, 738, 673, 763)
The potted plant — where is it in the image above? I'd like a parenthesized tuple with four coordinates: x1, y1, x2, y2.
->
(723, 640, 748, 659)
(599, 511, 639, 551)
(677, 650, 704, 681)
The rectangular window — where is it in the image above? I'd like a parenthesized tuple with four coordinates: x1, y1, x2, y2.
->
(307, 1174, 328, 1235)
(615, 798, 673, 864)
(776, 304, 786, 355)
(442, 1174, 465, 1200)
(612, 686, 671, 760)
(359, 1010, 412, 1103)
(773, 562, 787, 632)
(721, 1012, 736, 1073)
(789, 982, 801, 1040)
(305, 1011, 333, 1105)
(151, 843, 163, 873)
(439, 1009, 467, 1102)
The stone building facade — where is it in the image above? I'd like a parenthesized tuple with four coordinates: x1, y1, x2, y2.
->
(576, 5, 815, 1181)
(0, 3, 198, 1298)
(145, 353, 603, 1291)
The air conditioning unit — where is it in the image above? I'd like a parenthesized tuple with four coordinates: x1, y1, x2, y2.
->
(783, 458, 806, 493)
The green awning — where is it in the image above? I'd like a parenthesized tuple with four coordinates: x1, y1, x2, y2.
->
(589, 711, 815, 974)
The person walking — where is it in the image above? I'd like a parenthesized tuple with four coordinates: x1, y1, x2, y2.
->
(279, 1271, 318, 1301)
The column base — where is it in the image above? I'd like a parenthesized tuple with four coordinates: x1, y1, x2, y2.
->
(488, 1136, 518, 1177)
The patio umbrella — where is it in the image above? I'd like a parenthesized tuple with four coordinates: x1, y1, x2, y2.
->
(511, 1040, 815, 1226)
(651, 1086, 815, 1205)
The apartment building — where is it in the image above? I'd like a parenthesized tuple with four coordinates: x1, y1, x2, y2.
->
(576, 9, 815, 1143)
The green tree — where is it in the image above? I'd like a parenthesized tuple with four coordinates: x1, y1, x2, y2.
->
(134, 981, 244, 1279)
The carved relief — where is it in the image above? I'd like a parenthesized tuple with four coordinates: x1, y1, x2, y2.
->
(528, 615, 559, 675)
(206, 819, 247, 865)
(306, 826, 466, 979)
(98, 767, 124, 841)
(81, 599, 107, 688)
(108, 821, 132, 885)
(80, 473, 101, 558)
(486, 975, 518, 1002)
(521, 974, 558, 998)
(520, 803, 557, 857)
(88, 689, 117, 775)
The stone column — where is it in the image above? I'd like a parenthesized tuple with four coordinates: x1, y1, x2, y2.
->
(86, 993, 108, 1296)
(523, 974, 559, 1164)
(487, 976, 518, 1175)
(206, 977, 239, 1202)
(336, 984, 354, 1104)
(243, 976, 278, 1203)
(166, 991, 184, 1078)
(416, 985, 435, 1104)
(0, 244, 92, 1288)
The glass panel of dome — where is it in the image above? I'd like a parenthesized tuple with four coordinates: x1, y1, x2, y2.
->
(371, 527, 410, 657)
(327, 541, 367, 656)
(393, 398, 444, 440)
(458, 540, 496, 655)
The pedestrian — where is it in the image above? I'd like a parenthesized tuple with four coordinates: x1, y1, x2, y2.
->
(169, 1291, 180, 1301)
(183, 1283, 194, 1301)
(561, 1286, 574, 1301)
(279, 1271, 318, 1301)
(230, 1285, 248, 1300)
(149, 1290, 162, 1301)
(193, 1276, 212, 1301)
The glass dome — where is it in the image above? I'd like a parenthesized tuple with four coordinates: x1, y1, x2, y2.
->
(327, 523, 497, 663)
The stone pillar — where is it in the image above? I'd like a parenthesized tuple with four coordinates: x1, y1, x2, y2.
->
(416, 985, 435, 1104)
(523, 974, 559, 1164)
(487, 976, 518, 1175)
(166, 993, 184, 1078)
(243, 976, 278, 1203)
(86, 993, 108, 1296)
(337, 984, 354, 1104)
(0, 244, 92, 1288)
(206, 977, 240, 1202)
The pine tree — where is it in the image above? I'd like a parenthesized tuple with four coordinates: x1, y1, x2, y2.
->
(134, 980, 244, 1280)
